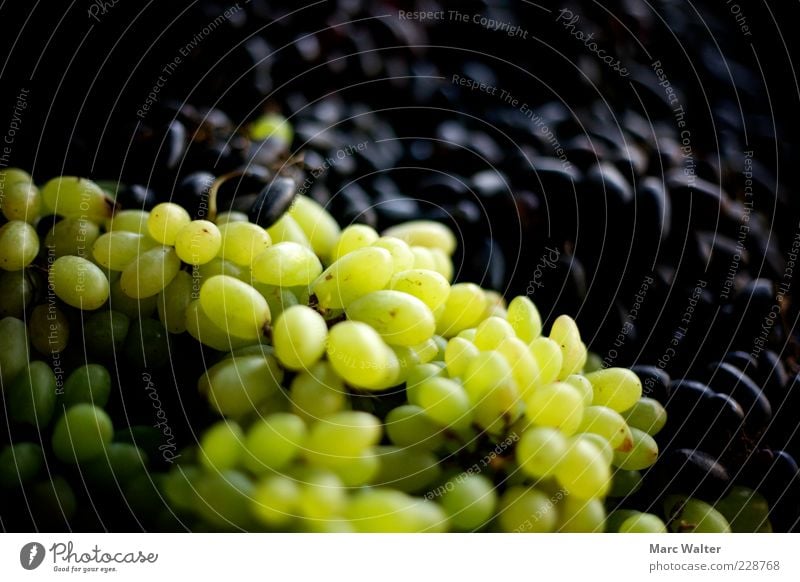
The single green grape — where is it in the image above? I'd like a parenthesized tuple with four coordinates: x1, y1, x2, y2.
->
(52, 404, 114, 463)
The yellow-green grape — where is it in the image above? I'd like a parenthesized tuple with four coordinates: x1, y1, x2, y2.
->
(414, 377, 471, 429)
(0, 168, 31, 192)
(391, 345, 420, 384)
(575, 433, 613, 465)
(218, 221, 271, 266)
(577, 406, 633, 451)
(458, 328, 477, 341)
(0, 221, 38, 270)
(199, 275, 270, 340)
(608, 470, 643, 498)
(389, 268, 450, 312)
(174, 220, 222, 265)
(410, 246, 436, 270)
(272, 305, 327, 370)
(555, 439, 610, 499)
(525, 381, 584, 435)
(304, 411, 381, 467)
(147, 202, 191, 245)
(0, 316, 30, 387)
(412, 338, 439, 364)
(483, 290, 507, 315)
(250, 112, 293, 144)
(265, 213, 311, 246)
(288, 195, 341, 262)
(372, 446, 441, 493)
(289, 361, 348, 422)
(40, 176, 114, 222)
(619, 513, 667, 533)
(516, 426, 568, 479)
(107, 209, 149, 234)
(372, 236, 415, 273)
(214, 211, 249, 226)
(564, 374, 594, 407)
(529, 337, 564, 386)
(44, 217, 101, 259)
(444, 336, 479, 378)
(664, 496, 731, 533)
(251, 241, 322, 286)
(1, 180, 40, 222)
(715, 487, 772, 533)
(557, 497, 605, 532)
(92, 231, 158, 271)
(8, 360, 57, 427)
(506, 295, 542, 342)
(51, 256, 109, 310)
(429, 248, 453, 281)
(51, 404, 113, 463)
(197, 257, 246, 281)
(436, 283, 487, 337)
(405, 363, 446, 394)
(199, 421, 244, 472)
(473, 379, 521, 435)
(496, 337, 540, 395)
(549, 315, 587, 379)
(462, 351, 512, 402)
(385, 404, 444, 451)
(326, 320, 398, 390)
(0, 270, 34, 318)
(497, 487, 558, 533)
(252, 282, 297, 319)
(612, 427, 658, 470)
(251, 474, 300, 528)
(345, 489, 426, 533)
(109, 275, 157, 318)
(157, 271, 193, 333)
(120, 246, 180, 299)
(331, 224, 379, 261)
(332, 449, 381, 487)
(383, 220, 457, 256)
(585, 368, 642, 413)
(474, 316, 515, 350)
(440, 474, 496, 531)
(622, 397, 667, 436)
(193, 470, 255, 530)
(199, 354, 283, 416)
(185, 300, 251, 351)
(346, 290, 435, 346)
(243, 413, 306, 473)
(312, 247, 394, 310)
(29, 304, 69, 354)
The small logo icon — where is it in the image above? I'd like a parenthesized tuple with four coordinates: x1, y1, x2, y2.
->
(20, 542, 45, 570)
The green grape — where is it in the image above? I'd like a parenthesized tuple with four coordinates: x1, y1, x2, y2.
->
(82, 443, 148, 485)
(8, 360, 57, 426)
(715, 487, 772, 533)
(557, 497, 605, 532)
(175, 220, 222, 265)
(107, 209, 149, 234)
(564, 374, 594, 407)
(529, 337, 563, 386)
(621, 397, 667, 436)
(120, 246, 180, 299)
(287, 196, 341, 262)
(250, 474, 300, 528)
(0, 220, 38, 270)
(405, 362, 446, 392)
(157, 270, 193, 334)
(199, 275, 270, 340)
(52, 404, 113, 463)
(664, 496, 731, 533)
(214, 210, 249, 226)
(1, 180, 41, 222)
(218, 221, 271, 266)
(83, 310, 130, 359)
(200, 421, 244, 472)
(29, 304, 69, 354)
(51, 255, 109, 309)
(612, 427, 658, 470)
(163, 465, 202, 513)
(389, 268, 450, 312)
(497, 486, 558, 533)
(410, 498, 449, 532)
(435, 283, 487, 337)
(32, 476, 77, 525)
(383, 220, 456, 256)
(525, 381, 584, 435)
(40, 176, 114, 221)
(344, 489, 423, 532)
(473, 380, 521, 435)
(372, 446, 441, 492)
(458, 328, 477, 341)
(197, 257, 246, 281)
(331, 224, 379, 261)
(585, 368, 642, 413)
(326, 321, 398, 390)
(44, 217, 100, 259)
(577, 406, 633, 450)
(507, 295, 542, 342)
(271, 305, 327, 371)
(429, 248, 453, 281)
(0, 316, 30, 385)
(123, 318, 170, 369)
(516, 426, 569, 479)
(555, 438, 610, 499)
(372, 236, 415, 273)
(185, 299, 252, 351)
(199, 354, 283, 416)
(385, 404, 444, 451)
(0, 168, 32, 194)
(496, 336, 540, 394)
(194, 470, 254, 530)
(412, 338, 439, 364)
(312, 247, 394, 310)
(250, 112, 293, 143)
(0, 443, 44, 487)
(0, 269, 34, 318)
(583, 352, 603, 373)
(346, 290, 435, 347)
(92, 231, 158, 271)
(63, 364, 111, 407)
(289, 361, 347, 422)
(605, 509, 641, 532)
(444, 337, 479, 378)
(305, 411, 381, 464)
(619, 513, 667, 533)
(609, 469, 643, 497)
(243, 413, 306, 473)
(549, 315, 587, 379)
(253, 282, 298, 319)
(440, 474, 496, 530)
(414, 377, 472, 429)
(294, 467, 346, 520)
(109, 275, 157, 318)
(251, 241, 322, 286)
(575, 433, 613, 465)
(409, 246, 436, 271)
(265, 213, 311, 247)
(462, 351, 512, 402)
(147, 202, 191, 245)
(474, 316, 515, 351)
